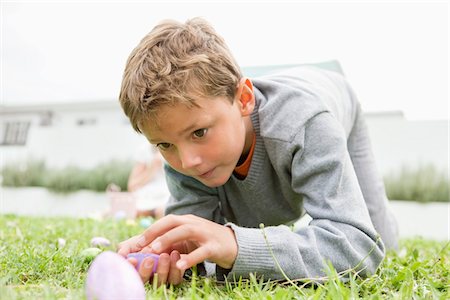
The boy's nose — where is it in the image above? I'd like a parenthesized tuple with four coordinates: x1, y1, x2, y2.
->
(179, 149, 202, 170)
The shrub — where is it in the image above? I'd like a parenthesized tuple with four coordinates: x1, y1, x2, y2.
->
(1, 160, 133, 192)
(1, 160, 47, 187)
(384, 164, 449, 202)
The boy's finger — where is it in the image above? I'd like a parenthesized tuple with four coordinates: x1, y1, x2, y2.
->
(117, 236, 144, 256)
(127, 257, 138, 268)
(138, 257, 155, 283)
(155, 253, 170, 286)
(137, 215, 188, 249)
(150, 224, 201, 254)
(176, 246, 210, 271)
(168, 251, 183, 285)
(117, 244, 132, 257)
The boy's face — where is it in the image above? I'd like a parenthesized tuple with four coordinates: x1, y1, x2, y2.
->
(140, 80, 255, 188)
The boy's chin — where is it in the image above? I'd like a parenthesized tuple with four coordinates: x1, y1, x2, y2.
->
(197, 173, 231, 188)
(199, 178, 227, 188)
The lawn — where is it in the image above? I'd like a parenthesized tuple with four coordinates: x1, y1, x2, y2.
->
(0, 215, 448, 299)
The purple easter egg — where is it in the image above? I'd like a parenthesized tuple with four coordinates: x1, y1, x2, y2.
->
(85, 251, 145, 300)
(127, 253, 159, 273)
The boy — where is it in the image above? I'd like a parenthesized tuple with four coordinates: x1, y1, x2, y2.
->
(117, 17, 398, 286)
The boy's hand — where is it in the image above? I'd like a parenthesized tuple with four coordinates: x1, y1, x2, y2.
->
(118, 214, 238, 271)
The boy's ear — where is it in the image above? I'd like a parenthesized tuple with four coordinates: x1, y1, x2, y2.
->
(236, 77, 255, 116)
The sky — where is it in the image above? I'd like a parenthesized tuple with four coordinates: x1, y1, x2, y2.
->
(1, 1, 448, 120)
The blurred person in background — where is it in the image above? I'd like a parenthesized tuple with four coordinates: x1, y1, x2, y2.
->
(128, 143, 169, 219)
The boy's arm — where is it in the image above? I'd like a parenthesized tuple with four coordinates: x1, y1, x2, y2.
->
(222, 112, 385, 281)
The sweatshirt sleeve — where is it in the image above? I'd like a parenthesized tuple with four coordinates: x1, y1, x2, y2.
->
(223, 112, 385, 281)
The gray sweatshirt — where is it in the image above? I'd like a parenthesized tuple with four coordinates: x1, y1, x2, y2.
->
(164, 66, 397, 281)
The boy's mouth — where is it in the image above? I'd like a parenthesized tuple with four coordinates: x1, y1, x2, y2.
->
(198, 168, 215, 179)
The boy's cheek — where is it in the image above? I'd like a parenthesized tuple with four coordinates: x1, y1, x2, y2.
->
(161, 156, 180, 171)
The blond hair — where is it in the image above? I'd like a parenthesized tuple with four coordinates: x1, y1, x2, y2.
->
(119, 17, 242, 133)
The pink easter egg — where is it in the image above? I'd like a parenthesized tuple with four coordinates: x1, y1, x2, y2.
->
(85, 251, 145, 300)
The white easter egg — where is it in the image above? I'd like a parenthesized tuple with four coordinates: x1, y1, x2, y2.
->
(90, 236, 111, 247)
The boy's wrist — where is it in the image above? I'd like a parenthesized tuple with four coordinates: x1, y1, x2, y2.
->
(221, 225, 238, 269)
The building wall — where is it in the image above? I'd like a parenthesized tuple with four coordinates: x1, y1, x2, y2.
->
(0, 101, 145, 169)
(366, 116, 448, 174)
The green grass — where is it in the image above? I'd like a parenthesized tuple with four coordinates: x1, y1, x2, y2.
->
(0, 215, 448, 299)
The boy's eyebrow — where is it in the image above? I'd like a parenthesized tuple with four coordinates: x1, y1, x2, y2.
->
(178, 123, 200, 135)
(148, 138, 160, 144)
(148, 122, 202, 144)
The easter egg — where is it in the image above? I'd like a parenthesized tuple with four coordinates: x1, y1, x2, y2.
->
(90, 236, 111, 247)
(114, 210, 127, 220)
(57, 238, 66, 248)
(126, 219, 137, 226)
(127, 252, 159, 273)
(80, 247, 102, 263)
(139, 218, 153, 228)
(85, 251, 145, 300)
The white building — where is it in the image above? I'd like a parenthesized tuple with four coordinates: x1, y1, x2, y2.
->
(0, 100, 145, 169)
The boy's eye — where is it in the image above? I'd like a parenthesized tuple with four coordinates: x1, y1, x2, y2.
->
(193, 129, 207, 138)
(156, 143, 172, 150)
